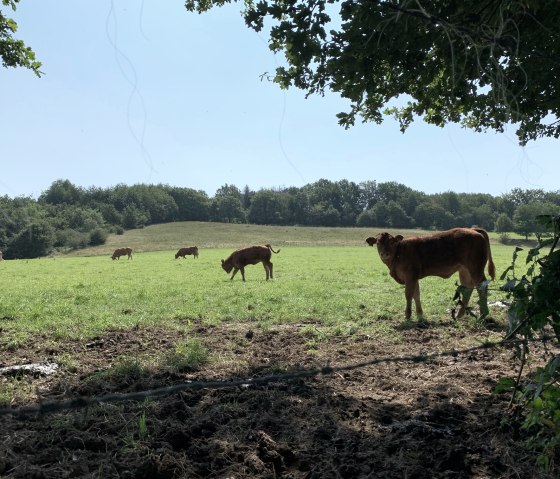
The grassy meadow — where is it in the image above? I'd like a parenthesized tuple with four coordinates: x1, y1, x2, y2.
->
(0, 222, 521, 349)
(68, 221, 530, 255)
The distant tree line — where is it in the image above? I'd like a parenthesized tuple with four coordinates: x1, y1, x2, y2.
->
(1, 179, 559, 258)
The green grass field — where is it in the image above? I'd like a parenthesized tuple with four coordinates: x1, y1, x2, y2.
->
(67, 221, 531, 255)
(1, 222, 521, 349)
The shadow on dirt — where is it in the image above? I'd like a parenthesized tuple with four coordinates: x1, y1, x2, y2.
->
(394, 317, 508, 335)
(0, 326, 552, 478)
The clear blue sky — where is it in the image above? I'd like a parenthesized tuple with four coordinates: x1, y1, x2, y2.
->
(2, 0, 558, 199)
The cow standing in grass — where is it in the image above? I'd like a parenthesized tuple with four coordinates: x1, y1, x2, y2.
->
(221, 244, 280, 281)
(175, 246, 199, 259)
(366, 228, 495, 320)
(111, 247, 133, 260)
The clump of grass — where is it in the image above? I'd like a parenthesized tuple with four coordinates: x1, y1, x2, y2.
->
(86, 356, 147, 389)
(1, 331, 29, 352)
(109, 357, 146, 380)
(301, 325, 319, 338)
(138, 412, 149, 440)
(0, 378, 36, 407)
(305, 337, 319, 356)
(165, 338, 209, 372)
(56, 353, 79, 373)
(121, 410, 150, 451)
(0, 387, 14, 408)
(331, 322, 360, 336)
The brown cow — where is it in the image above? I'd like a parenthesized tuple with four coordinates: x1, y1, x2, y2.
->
(366, 228, 495, 320)
(221, 244, 280, 281)
(111, 247, 133, 260)
(175, 246, 199, 259)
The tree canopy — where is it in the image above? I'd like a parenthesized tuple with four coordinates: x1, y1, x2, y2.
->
(1, 0, 41, 76)
(1, 178, 559, 259)
(185, 0, 560, 145)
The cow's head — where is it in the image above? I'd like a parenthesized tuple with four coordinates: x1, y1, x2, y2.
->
(366, 233, 403, 264)
(221, 259, 234, 273)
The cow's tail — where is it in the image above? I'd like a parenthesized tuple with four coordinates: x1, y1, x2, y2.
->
(474, 228, 495, 280)
(265, 244, 280, 254)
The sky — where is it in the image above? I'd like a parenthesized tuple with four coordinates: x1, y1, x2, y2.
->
(2, 0, 559, 200)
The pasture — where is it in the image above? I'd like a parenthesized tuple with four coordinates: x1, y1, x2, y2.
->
(1, 235, 514, 345)
(0, 223, 550, 478)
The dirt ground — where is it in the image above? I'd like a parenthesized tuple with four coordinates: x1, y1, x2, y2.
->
(0, 322, 557, 479)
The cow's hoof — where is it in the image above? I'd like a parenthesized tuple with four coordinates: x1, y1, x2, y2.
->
(417, 319, 429, 328)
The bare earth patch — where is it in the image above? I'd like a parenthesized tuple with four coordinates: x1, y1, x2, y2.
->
(0, 323, 555, 478)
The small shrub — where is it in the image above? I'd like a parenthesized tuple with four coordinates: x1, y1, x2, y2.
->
(89, 228, 108, 246)
(499, 232, 510, 244)
(54, 229, 88, 249)
(115, 226, 125, 235)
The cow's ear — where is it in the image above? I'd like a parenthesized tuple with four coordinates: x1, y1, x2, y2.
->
(395, 235, 404, 242)
(365, 237, 376, 246)
(221, 259, 224, 264)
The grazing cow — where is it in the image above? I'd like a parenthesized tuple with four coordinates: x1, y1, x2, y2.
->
(221, 244, 280, 281)
(366, 228, 495, 320)
(175, 246, 199, 259)
(111, 247, 133, 260)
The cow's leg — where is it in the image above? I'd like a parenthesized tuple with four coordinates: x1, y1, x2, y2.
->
(456, 269, 474, 318)
(413, 282, 423, 319)
(468, 262, 490, 318)
(263, 261, 273, 280)
(476, 277, 490, 318)
(240, 267, 246, 282)
(404, 281, 420, 320)
(230, 268, 239, 280)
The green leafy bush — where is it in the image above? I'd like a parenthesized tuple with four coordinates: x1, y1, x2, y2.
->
(500, 214, 560, 470)
(89, 228, 108, 246)
(5, 222, 55, 258)
(499, 232, 510, 244)
(54, 229, 89, 250)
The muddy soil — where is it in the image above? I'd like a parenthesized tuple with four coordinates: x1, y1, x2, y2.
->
(0, 322, 557, 478)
